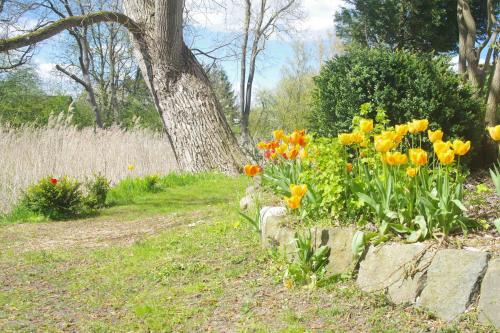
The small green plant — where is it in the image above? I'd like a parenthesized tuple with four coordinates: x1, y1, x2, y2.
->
(490, 161, 500, 196)
(239, 198, 262, 232)
(22, 176, 84, 220)
(84, 174, 111, 209)
(144, 174, 162, 192)
(283, 230, 330, 288)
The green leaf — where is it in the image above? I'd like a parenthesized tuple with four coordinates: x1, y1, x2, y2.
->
(352, 231, 366, 259)
(494, 219, 500, 233)
(452, 199, 468, 212)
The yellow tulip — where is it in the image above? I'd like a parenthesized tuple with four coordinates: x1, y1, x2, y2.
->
(433, 140, 452, 154)
(409, 148, 428, 166)
(350, 131, 364, 144)
(374, 135, 394, 153)
(257, 141, 267, 150)
(488, 125, 500, 141)
(437, 149, 455, 165)
(383, 152, 408, 166)
(452, 140, 471, 156)
(290, 184, 308, 198)
(284, 195, 302, 209)
(273, 129, 286, 141)
(408, 119, 429, 134)
(360, 119, 374, 133)
(395, 124, 409, 137)
(127, 164, 135, 171)
(276, 143, 288, 155)
(428, 129, 443, 143)
(338, 133, 353, 145)
(406, 167, 418, 177)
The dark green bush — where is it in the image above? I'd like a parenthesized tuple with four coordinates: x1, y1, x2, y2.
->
(311, 47, 483, 147)
(23, 176, 84, 220)
(84, 174, 111, 209)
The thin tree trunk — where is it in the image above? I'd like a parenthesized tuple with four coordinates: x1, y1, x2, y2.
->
(239, 0, 251, 143)
(486, 56, 500, 127)
(457, 0, 467, 75)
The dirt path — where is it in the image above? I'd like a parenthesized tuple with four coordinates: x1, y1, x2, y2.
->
(0, 210, 212, 253)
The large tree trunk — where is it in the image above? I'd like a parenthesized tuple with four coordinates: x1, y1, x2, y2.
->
(123, 0, 246, 173)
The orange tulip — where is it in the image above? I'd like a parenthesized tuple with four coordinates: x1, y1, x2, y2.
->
(244, 164, 262, 177)
(286, 147, 300, 160)
(346, 163, 353, 172)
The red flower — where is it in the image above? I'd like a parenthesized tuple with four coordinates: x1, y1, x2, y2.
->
(264, 150, 272, 159)
(50, 178, 58, 185)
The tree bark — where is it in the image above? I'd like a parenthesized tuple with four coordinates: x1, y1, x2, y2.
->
(123, 0, 246, 173)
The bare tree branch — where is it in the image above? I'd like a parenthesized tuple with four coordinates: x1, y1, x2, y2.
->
(0, 11, 141, 52)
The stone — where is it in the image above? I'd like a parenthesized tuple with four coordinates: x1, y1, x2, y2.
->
(260, 206, 287, 248)
(239, 195, 253, 211)
(417, 249, 489, 321)
(357, 243, 431, 305)
(478, 258, 500, 328)
(312, 227, 356, 275)
(245, 185, 257, 195)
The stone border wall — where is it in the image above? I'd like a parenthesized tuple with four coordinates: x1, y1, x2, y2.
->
(251, 199, 500, 329)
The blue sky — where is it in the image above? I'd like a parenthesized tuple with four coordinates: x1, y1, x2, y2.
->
(33, 0, 345, 95)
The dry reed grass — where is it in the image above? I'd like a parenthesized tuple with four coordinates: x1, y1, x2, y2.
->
(0, 116, 177, 213)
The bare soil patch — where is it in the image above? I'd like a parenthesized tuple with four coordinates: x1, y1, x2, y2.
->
(0, 210, 211, 253)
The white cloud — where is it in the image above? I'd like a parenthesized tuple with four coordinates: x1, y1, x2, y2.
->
(35, 61, 57, 81)
(187, 0, 344, 35)
(302, 0, 343, 32)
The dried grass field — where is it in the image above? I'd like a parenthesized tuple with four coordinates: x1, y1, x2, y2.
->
(0, 122, 177, 213)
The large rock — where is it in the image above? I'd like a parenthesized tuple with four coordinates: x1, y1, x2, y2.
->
(357, 243, 431, 304)
(478, 258, 500, 328)
(312, 227, 356, 274)
(260, 206, 287, 248)
(417, 249, 489, 321)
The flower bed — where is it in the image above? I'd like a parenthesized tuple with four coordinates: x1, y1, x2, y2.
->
(245, 111, 499, 243)
(239, 111, 500, 326)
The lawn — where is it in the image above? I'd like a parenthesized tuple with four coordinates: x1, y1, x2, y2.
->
(0, 174, 493, 332)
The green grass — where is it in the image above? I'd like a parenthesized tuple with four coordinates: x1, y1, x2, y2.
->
(0, 172, 238, 225)
(0, 174, 495, 332)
